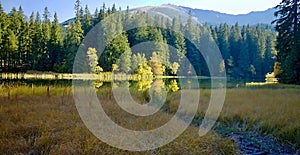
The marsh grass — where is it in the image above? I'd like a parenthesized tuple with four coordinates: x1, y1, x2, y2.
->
(0, 85, 239, 154)
(168, 88, 300, 149)
(223, 88, 300, 148)
(2, 84, 299, 152)
(0, 85, 72, 97)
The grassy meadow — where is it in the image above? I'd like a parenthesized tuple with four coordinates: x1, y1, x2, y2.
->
(168, 87, 300, 149)
(0, 85, 239, 154)
(0, 84, 299, 154)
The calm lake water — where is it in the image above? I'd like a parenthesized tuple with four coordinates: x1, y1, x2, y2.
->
(0, 73, 232, 90)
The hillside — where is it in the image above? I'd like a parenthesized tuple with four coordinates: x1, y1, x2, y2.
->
(179, 5, 277, 25)
(62, 4, 276, 26)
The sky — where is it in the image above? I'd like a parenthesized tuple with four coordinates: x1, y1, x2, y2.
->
(1, 0, 282, 22)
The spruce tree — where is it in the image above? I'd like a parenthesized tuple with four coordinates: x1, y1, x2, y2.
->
(16, 6, 29, 70)
(131, 53, 147, 72)
(264, 30, 276, 74)
(99, 12, 131, 72)
(64, 0, 84, 72)
(229, 23, 241, 69)
(217, 24, 231, 72)
(0, 3, 6, 68)
(273, 0, 300, 83)
(83, 5, 92, 35)
(32, 12, 43, 70)
(27, 12, 35, 69)
(50, 12, 63, 71)
(238, 27, 251, 80)
(41, 7, 52, 71)
(7, 7, 20, 69)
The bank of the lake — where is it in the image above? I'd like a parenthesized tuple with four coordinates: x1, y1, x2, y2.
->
(0, 83, 299, 154)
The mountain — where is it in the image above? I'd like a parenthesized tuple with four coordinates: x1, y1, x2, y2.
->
(130, 4, 277, 25)
(61, 4, 277, 26)
(130, 4, 195, 23)
(179, 5, 277, 25)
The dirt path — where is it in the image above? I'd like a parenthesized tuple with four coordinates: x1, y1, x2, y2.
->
(188, 116, 298, 154)
(223, 131, 297, 155)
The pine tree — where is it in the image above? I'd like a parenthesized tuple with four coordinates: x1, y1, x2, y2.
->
(242, 25, 259, 80)
(184, 10, 196, 41)
(173, 30, 186, 65)
(64, 0, 84, 72)
(7, 7, 20, 69)
(74, 0, 84, 45)
(149, 28, 169, 66)
(131, 13, 148, 45)
(251, 25, 265, 79)
(100, 3, 107, 20)
(185, 23, 210, 76)
(131, 53, 147, 72)
(16, 6, 29, 70)
(210, 26, 218, 45)
(111, 4, 117, 14)
(184, 11, 204, 75)
(99, 11, 131, 72)
(93, 7, 99, 24)
(123, 6, 131, 30)
(116, 45, 132, 73)
(217, 23, 231, 72)
(264, 30, 276, 74)
(32, 12, 43, 70)
(50, 12, 63, 72)
(229, 23, 242, 76)
(115, 13, 132, 73)
(40, 7, 52, 71)
(0, 3, 279, 77)
(101, 32, 132, 71)
(27, 12, 35, 69)
(0, 3, 8, 69)
(83, 5, 92, 35)
(168, 17, 186, 67)
(273, 0, 300, 83)
(238, 27, 251, 80)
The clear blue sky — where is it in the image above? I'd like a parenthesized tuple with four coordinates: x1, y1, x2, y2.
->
(1, 0, 281, 22)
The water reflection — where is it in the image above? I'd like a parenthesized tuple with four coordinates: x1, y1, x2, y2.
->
(112, 81, 130, 88)
(148, 79, 167, 105)
(110, 78, 180, 95)
(94, 80, 104, 88)
(107, 78, 179, 110)
(135, 79, 153, 92)
(168, 80, 179, 92)
(1, 73, 226, 90)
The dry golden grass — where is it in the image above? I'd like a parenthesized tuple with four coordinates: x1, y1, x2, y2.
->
(0, 86, 239, 154)
(168, 88, 300, 148)
(222, 89, 300, 148)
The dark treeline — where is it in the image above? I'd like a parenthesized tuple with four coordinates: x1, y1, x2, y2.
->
(0, 1, 277, 81)
(273, 0, 300, 84)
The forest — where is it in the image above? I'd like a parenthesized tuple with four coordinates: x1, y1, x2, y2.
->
(0, 0, 298, 83)
(0, 0, 300, 154)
